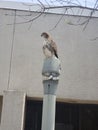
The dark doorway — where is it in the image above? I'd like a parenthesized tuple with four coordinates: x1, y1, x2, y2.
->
(24, 99, 98, 130)
(79, 104, 98, 130)
(24, 100, 42, 130)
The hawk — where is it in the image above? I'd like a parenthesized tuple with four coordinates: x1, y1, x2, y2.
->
(41, 32, 58, 58)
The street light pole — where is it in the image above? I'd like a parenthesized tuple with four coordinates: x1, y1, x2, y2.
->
(41, 56, 61, 130)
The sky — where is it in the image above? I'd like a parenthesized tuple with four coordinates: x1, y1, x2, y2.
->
(0, 0, 97, 8)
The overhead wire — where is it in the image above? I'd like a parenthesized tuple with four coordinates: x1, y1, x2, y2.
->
(7, 10, 16, 90)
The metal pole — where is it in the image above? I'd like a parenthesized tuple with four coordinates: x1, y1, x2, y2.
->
(41, 56, 61, 130)
(41, 80, 58, 130)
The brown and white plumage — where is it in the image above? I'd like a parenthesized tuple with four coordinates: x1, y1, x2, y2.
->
(41, 32, 58, 58)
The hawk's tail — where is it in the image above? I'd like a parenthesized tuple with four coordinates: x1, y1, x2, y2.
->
(54, 51, 58, 58)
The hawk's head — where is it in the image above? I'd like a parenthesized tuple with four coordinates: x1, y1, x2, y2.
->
(41, 32, 49, 39)
(41, 32, 52, 44)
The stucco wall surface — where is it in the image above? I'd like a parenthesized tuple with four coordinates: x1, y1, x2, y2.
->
(0, 9, 98, 101)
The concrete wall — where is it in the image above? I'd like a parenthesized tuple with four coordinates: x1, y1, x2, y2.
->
(0, 91, 26, 130)
(0, 8, 98, 102)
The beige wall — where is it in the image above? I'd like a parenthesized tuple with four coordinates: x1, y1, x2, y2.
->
(0, 91, 26, 130)
(0, 8, 98, 101)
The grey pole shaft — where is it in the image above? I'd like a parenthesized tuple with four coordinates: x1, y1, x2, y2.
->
(41, 94, 56, 130)
(41, 80, 58, 130)
(41, 56, 61, 130)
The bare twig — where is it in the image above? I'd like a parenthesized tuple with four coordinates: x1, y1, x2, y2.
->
(90, 37, 98, 41)
(49, 8, 68, 31)
(3, 0, 98, 32)
(83, 0, 98, 30)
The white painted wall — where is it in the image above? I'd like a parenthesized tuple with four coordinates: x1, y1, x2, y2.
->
(0, 8, 98, 101)
(0, 91, 26, 130)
